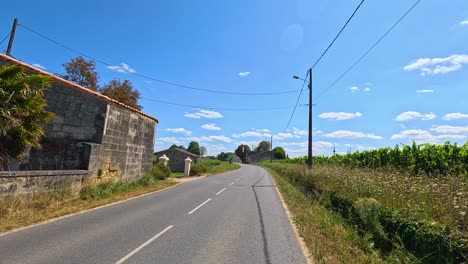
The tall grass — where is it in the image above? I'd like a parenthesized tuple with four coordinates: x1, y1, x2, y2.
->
(266, 162, 467, 235)
(262, 162, 467, 263)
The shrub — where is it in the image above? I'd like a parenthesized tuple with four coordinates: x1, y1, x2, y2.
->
(148, 163, 171, 180)
(191, 163, 208, 176)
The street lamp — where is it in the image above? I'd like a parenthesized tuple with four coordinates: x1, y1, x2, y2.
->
(293, 68, 313, 168)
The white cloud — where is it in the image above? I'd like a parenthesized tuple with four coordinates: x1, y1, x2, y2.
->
(403, 54, 468, 75)
(458, 20, 468, 26)
(416, 89, 434, 93)
(395, 111, 436, 121)
(442, 113, 468, 120)
(158, 137, 183, 144)
(186, 135, 232, 143)
(400, 124, 407, 129)
(363, 87, 371, 92)
(236, 141, 260, 147)
(167, 128, 192, 136)
(292, 127, 308, 136)
(107, 63, 136, 74)
(255, 129, 271, 133)
(323, 130, 382, 140)
(201, 123, 221, 131)
(232, 131, 271, 138)
(32, 63, 47, 70)
(184, 110, 223, 119)
(430, 125, 468, 134)
(350, 86, 359, 92)
(203, 144, 226, 155)
(319, 112, 363, 120)
(391, 129, 466, 144)
(273, 133, 295, 140)
(239, 71, 251, 77)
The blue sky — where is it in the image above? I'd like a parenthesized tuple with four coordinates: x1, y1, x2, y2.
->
(2, 0, 468, 157)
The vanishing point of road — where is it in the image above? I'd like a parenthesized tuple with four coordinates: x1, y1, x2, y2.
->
(0, 164, 307, 264)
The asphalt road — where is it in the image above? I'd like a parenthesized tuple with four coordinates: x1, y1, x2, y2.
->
(0, 164, 307, 264)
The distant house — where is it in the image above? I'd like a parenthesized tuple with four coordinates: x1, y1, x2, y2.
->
(247, 151, 275, 163)
(155, 148, 200, 172)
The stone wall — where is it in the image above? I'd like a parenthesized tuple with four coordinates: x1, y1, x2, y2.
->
(155, 148, 198, 172)
(0, 170, 88, 198)
(99, 104, 157, 181)
(43, 82, 107, 143)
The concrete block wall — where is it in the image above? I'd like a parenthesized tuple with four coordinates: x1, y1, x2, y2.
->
(99, 104, 157, 181)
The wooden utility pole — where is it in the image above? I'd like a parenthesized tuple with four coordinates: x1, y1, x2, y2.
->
(307, 68, 313, 168)
(6, 18, 18, 56)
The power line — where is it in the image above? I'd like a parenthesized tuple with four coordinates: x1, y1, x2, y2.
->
(283, 0, 366, 133)
(0, 31, 11, 47)
(315, 0, 422, 101)
(17, 23, 301, 96)
(311, 0, 366, 70)
(140, 97, 293, 111)
(283, 71, 309, 133)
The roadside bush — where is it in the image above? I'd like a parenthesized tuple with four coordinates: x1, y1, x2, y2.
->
(190, 163, 208, 176)
(149, 162, 171, 180)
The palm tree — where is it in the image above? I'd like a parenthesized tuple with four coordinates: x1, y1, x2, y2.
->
(0, 64, 53, 170)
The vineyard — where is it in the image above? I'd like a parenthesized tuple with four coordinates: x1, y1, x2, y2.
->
(285, 141, 468, 177)
(263, 141, 468, 263)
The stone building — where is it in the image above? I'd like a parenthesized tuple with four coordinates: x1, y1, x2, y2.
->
(247, 151, 275, 163)
(155, 148, 199, 172)
(0, 54, 158, 182)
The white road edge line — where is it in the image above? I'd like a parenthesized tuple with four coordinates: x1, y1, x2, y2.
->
(235, 178, 240, 182)
(115, 225, 173, 264)
(216, 188, 227, 196)
(187, 198, 212, 215)
(229, 182, 235, 186)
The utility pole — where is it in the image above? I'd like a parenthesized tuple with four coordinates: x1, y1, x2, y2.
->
(6, 18, 18, 56)
(270, 136, 273, 162)
(307, 68, 313, 168)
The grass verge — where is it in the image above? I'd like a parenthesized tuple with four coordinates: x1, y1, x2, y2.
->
(0, 168, 177, 234)
(205, 162, 241, 175)
(263, 166, 403, 264)
(170, 172, 185, 178)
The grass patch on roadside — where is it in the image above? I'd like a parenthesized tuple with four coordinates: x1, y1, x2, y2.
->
(0, 164, 176, 234)
(170, 172, 185, 178)
(190, 160, 240, 176)
(263, 166, 400, 264)
(206, 162, 240, 175)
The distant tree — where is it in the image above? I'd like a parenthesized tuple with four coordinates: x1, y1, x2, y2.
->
(273, 147, 286, 159)
(235, 144, 251, 163)
(217, 152, 229, 161)
(187, 141, 201, 155)
(200, 146, 207, 157)
(0, 65, 54, 169)
(169, 144, 186, 150)
(100, 79, 142, 110)
(62, 56, 99, 91)
(256, 141, 271, 152)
